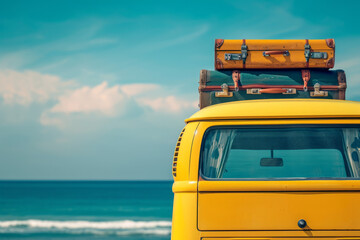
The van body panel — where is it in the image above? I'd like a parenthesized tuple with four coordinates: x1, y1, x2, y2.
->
(171, 193, 199, 240)
(202, 238, 360, 240)
(199, 231, 360, 238)
(186, 99, 360, 123)
(195, 119, 360, 232)
(198, 191, 360, 231)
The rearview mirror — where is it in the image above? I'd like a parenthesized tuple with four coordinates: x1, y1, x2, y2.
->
(260, 158, 283, 167)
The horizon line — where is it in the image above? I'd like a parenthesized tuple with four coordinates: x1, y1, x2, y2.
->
(0, 179, 174, 181)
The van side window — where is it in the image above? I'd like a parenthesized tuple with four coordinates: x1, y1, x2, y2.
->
(201, 127, 360, 179)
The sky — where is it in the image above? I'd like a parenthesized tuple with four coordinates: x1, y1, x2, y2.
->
(0, 0, 360, 180)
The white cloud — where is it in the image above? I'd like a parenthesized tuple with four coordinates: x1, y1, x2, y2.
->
(138, 96, 197, 113)
(48, 82, 197, 116)
(120, 84, 160, 97)
(50, 82, 124, 116)
(0, 69, 197, 128)
(40, 81, 197, 127)
(0, 69, 74, 105)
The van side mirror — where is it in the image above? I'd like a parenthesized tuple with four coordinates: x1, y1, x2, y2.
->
(260, 158, 283, 167)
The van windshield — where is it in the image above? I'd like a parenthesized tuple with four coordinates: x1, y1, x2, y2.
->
(201, 127, 360, 179)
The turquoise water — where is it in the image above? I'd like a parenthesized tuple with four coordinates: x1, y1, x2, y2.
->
(0, 181, 173, 239)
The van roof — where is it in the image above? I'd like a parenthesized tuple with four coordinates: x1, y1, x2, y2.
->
(185, 99, 360, 123)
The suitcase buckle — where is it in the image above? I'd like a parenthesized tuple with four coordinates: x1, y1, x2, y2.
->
(283, 88, 297, 94)
(310, 52, 328, 59)
(224, 44, 248, 64)
(215, 84, 233, 97)
(225, 53, 242, 61)
(310, 83, 328, 97)
(246, 88, 262, 94)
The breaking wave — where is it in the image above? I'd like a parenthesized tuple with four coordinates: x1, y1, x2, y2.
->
(0, 219, 172, 236)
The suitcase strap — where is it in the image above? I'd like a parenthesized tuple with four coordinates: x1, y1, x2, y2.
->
(241, 39, 248, 65)
(304, 39, 311, 67)
(232, 70, 240, 91)
(244, 86, 327, 96)
(208, 84, 331, 97)
(211, 69, 330, 97)
(226, 49, 328, 62)
(204, 85, 337, 91)
(231, 69, 311, 92)
(301, 69, 311, 91)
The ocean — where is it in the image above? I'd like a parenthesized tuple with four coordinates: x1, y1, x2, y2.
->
(0, 181, 173, 240)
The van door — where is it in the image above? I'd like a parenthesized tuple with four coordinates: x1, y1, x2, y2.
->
(197, 126, 360, 231)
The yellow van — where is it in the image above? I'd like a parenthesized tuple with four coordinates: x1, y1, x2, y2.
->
(171, 99, 360, 240)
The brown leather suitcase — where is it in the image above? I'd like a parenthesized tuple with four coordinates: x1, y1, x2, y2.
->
(215, 39, 335, 70)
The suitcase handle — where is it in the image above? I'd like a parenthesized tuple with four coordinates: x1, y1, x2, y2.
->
(263, 50, 290, 57)
(259, 88, 287, 94)
(247, 88, 296, 95)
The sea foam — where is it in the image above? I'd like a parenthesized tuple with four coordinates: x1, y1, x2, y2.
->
(0, 219, 172, 229)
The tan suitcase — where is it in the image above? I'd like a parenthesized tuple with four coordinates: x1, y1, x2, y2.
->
(215, 39, 335, 70)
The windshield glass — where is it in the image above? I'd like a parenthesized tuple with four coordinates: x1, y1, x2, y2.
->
(201, 126, 360, 179)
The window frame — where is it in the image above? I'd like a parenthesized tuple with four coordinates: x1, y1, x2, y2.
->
(199, 124, 360, 181)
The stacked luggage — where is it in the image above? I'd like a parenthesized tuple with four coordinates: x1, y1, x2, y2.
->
(199, 39, 347, 109)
